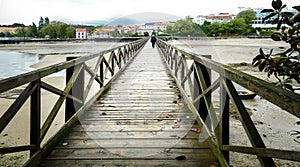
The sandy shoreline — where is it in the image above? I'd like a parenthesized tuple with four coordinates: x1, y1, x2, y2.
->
(0, 39, 299, 166)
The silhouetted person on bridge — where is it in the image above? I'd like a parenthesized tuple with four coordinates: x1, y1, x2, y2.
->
(150, 35, 157, 48)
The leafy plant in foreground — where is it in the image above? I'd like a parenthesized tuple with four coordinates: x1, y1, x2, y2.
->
(252, 0, 300, 91)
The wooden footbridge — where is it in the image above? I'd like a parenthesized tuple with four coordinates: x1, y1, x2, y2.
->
(0, 37, 300, 166)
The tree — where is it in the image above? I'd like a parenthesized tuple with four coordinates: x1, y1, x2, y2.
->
(166, 17, 205, 37)
(199, 21, 211, 36)
(252, 0, 300, 91)
(38, 17, 45, 30)
(144, 32, 149, 36)
(15, 27, 27, 37)
(226, 18, 247, 35)
(45, 17, 50, 26)
(236, 9, 256, 26)
(30, 23, 38, 37)
(66, 26, 75, 38)
(40, 21, 75, 39)
(209, 22, 224, 36)
(40, 24, 56, 38)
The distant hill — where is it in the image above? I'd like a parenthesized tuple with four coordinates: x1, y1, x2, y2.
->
(82, 12, 181, 26)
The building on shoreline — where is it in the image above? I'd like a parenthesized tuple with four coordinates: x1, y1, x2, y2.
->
(75, 28, 87, 39)
(192, 13, 236, 25)
(136, 22, 169, 36)
(251, 7, 297, 28)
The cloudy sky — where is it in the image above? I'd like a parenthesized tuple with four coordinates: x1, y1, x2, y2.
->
(0, 0, 299, 25)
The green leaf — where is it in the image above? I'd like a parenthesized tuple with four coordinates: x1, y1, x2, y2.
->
(280, 4, 287, 11)
(259, 48, 265, 57)
(272, 18, 280, 24)
(253, 60, 261, 67)
(284, 17, 294, 26)
(281, 12, 294, 18)
(258, 61, 266, 71)
(283, 83, 294, 91)
(292, 13, 300, 22)
(276, 20, 282, 30)
(272, 0, 282, 10)
(292, 5, 300, 11)
(283, 48, 293, 55)
(261, 9, 275, 13)
(271, 32, 282, 41)
(287, 28, 296, 36)
(263, 12, 277, 22)
(252, 54, 265, 64)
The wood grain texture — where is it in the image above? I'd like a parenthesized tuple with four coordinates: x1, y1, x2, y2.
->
(40, 42, 217, 166)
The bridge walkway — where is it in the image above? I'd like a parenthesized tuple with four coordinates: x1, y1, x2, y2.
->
(39, 42, 217, 166)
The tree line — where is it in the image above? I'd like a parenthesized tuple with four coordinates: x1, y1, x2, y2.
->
(1, 17, 76, 39)
(165, 9, 258, 37)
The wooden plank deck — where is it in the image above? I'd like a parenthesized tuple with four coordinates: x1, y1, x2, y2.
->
(40, 42, 217, 166)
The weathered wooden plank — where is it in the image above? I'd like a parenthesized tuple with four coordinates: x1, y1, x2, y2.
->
(71, 124, 198, 132)
(55, 138, 209, 149)
(0, 145, 36, 154)
(222, 145, 300, 162)
(47, 147, 212, 156)
(40, 159, 215, 167)
(157, 40, 229, 167)
(38, 40, 219, 167)
(45, 152, 213, 161)
(31, 39, 149, 166)
(64, 130, 205, 139)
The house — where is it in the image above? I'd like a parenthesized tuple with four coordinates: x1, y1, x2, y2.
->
(75, 28, 87, 39)
(92, 26, 116, 38)
(136, 22, 169, 35)
(193, 13, 236, 25)
(0, 27, 19, 33)
(251, 7, 296, 28)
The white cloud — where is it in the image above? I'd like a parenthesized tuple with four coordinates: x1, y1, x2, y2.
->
(0, 0, 299, 25)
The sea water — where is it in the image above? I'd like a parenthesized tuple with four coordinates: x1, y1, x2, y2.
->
(0, 51, 39, 79)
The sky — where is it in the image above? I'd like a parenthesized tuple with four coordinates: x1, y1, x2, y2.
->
(0, 0, 299, 25)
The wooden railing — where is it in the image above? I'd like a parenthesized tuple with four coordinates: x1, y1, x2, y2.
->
(157, 39, 300, 167)
(0, 37, 148, 166)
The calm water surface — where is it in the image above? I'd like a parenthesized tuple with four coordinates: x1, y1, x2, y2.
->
(0, 51, 39, 78)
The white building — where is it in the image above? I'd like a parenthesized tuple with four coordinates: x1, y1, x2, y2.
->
(75, 28, 87, 39)
(252, 7, 297, 28)
(193, 13, 236, 25)
(137, 22, 169, 35)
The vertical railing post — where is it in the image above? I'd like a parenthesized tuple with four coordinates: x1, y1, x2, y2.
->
(111, 52, 115, 76)
(99, 58, 104, 87)
(220, 77, 230, 163)
(193, 55, 212, 131)
(65, 57, 84, 122)
(30, 79, 41, 157)
(181, 56, 185, 89)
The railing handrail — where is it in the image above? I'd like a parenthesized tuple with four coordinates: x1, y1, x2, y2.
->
(158, 40, 300, 118)
(156, 39, 300, 167)
(0, 39, 143, 93)
(0, 37, 149, 167)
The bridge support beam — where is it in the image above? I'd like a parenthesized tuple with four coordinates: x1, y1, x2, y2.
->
(220, 78, 230, 163)
(30, 80, 41, 157)
(193, 55, 212, 131)
(65, 57, 84, 122)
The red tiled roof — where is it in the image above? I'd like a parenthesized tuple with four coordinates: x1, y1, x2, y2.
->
(0, 27, 19, 32)
(76, 28, 87, 32)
